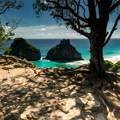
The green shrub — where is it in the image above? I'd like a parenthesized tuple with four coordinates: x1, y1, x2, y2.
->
(51, 44, 59, 55)
(87, 63, 90, 66)
(104, 60, 114, 71)
(23, 58, 27, 61)
(4, 47, 12, 55)
(4, 37, 39, 57)
(86, 60, 120, 73)
(109, 61, 120, 72)
(117, 69, 120, 72)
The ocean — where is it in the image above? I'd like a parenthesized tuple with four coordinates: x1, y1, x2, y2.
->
(1, 38, 120, 69)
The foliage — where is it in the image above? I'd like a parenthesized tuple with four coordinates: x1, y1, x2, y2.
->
(51, 44, 59, 55)
(32, 0, 84, 31)
(0, 0, 24, 50)
(4, 37, 39, 56)
(5, 47, 12, 55)
(109, 61, 120, 72)
(87, 60, 120, 73)
(33, 0, 120, 74)
(104, 60, 120, 72)
(13, 37, 39, 52)
(0, 20, 15, 50)
(87, 63, 90, 67)
(0, 0, 24, 11)
(104, 60, 114, 71)
(23, 58, 27, 61)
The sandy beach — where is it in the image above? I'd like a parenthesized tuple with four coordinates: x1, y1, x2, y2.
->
(0, 58, 120, 120)
(104, 55, 120, 64)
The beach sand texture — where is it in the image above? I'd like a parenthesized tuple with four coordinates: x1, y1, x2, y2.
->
(0, 60, 120, 120)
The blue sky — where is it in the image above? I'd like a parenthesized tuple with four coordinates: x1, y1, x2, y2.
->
(1, 0, 120, 39)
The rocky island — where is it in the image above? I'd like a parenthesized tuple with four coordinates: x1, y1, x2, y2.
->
(4, 37, 41, 61)
(44, 39, 84, 61)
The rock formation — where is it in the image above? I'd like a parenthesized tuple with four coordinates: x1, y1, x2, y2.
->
(44, 39, 84, 61)
(4, 37, 41, 61)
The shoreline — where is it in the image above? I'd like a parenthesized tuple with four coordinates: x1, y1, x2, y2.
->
(104, 55, 120, 64)
(31, 55, 120, 68)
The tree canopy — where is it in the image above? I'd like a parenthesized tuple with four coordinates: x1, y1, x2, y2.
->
(0, 0, 24, 50)
(33, 0, 120, 42)
(32, 0, 120, 112)
(0, 0, 24, 14)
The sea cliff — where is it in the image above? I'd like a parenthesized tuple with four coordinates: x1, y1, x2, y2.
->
(4, 37, 41, 61)
(44, 39, 84, 61)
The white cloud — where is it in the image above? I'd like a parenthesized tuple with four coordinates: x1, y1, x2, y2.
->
(11, 24, 120, 39)
(3, 26, 11, 30)
(40, 0, 47, 4)
(39, 28, 46, 31)
(46, 33, 52, 36)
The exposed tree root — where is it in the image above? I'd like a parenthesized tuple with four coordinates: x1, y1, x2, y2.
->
(105, 73, 120, 93)
(0, 53, 36, 68)
(73, 70, 120, 110)
(56, 104, 69, 113)
(99, 96, 116, 120)
(94, 87, 120, 109)
(92, 78, 120, 110)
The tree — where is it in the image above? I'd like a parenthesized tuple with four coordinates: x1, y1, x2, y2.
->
(0, 0, 24, 14)
(33, 0, 120, 110)
(0, 0, 24, 50)
(0, 18, 22, 50)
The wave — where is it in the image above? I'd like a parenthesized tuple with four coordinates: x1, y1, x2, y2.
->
(104, 55, 120, 64)
(41, 57, 50, 61)
(56, 59, 90, 68)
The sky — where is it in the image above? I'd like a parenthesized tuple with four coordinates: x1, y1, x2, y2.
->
(1, 0, 120, 39)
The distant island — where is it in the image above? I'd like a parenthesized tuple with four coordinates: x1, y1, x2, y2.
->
(4, 37, 41, 61)
(43, 39, 84, 62)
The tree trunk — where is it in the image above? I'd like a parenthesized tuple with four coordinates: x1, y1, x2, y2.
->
(89, 31, 106, 79)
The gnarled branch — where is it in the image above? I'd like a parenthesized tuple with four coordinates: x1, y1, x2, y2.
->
(109, 0, 120, 13)
(103, 14, 120, 47)
(53, 14, 90, 38)
(73, 0, 86, 18)
(83, 0, 88, 6)
(46, 0, 89, 23)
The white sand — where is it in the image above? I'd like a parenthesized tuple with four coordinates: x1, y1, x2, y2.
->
(104, 55, 120, 64)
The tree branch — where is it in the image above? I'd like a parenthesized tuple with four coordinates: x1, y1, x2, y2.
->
(53, 14, 90, 38)
(65, 0, 88, 23)
(88, 0, 96, 20)
(0, 6, 10, 15)
(103, 14, 120, 47)
(83, 0, 88, 6)
(109, 0, 120, 13)
(46, 0, 89, 23)
(0, 0, 23, 15)
(96, 0, 100, 6)
(73, 0, 86, 18)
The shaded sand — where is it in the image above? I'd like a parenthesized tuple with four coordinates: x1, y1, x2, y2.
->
(0, 63, 120, 120)
(0, 65, 30, 80)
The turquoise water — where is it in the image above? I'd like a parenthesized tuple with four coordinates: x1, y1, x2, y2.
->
(1, 39, 120, 69)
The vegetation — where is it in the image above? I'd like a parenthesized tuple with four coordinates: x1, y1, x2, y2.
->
(86, 60, 120, 73)
(33, 0, 120, 111)
(109, 61, 120, 72)
(32, 0, 120, 77)
(50, 40, 78, 55)
(51, 44, 59, 55)
(13, 37, 39, 52)
(0, 0, 24, 50)
(4, 37, 39, 56)
(104, 60, 114, 71)
(23, 58, 27, 61)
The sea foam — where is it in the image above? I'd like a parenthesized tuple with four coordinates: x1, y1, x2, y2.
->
(104, 55, 120, 64)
